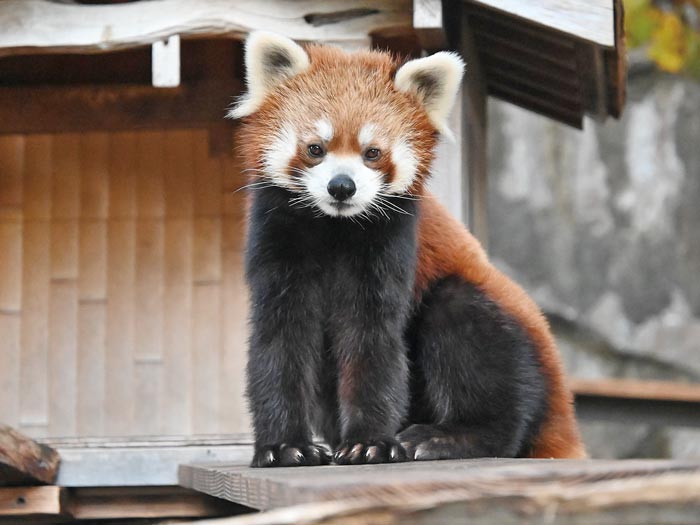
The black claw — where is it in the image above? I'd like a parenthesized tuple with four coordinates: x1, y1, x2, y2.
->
(333, 438, 408, 465)
(251, 443, 331, 468)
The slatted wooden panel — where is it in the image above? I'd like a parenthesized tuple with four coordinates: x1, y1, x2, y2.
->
(0, 130, 250, 438)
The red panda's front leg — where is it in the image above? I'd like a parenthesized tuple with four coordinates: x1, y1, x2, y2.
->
(246, 265, 332, 468)
(330, 296, 411, 465)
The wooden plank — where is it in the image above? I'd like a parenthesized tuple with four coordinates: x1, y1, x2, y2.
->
(19, 222, 50, 433)
(179, 459, 700, 512)
(160, 130, 194, 435)
(191, 283, 221, 434)
(489, 85, 583, 129)
(133, 219, 164, 434)
(0, 220, 22, 313)
(136, 131, 165, 219)
(0, 136, 24, 221)
(108, 132, 137, 220)
(163, 129, 194, 219)
(41, 435, 252, 487)
(220, 215, 249, 433)
(51, 135, 80, 221)
(104, 220, 135, 436)
(461, 11, 488, 249)
(0, 486, 65, 516)
(67, 486, 239, 520)
(161, 218, 193, 435)
(22, 135, 52, 221)
(468, 0, 615, 47)
(79, 133, 109, 220)
(0, 425, 60, 486)
(0, 0, 412, 54)
(571, 378, 700, 403)
(47, 278, 78, 437)
(193, 130, 222, 217)
(178, 471, 700, 525)
(0, 219, 22, 427)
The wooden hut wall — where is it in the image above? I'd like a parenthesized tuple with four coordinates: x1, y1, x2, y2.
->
(0, 130, 251, 438)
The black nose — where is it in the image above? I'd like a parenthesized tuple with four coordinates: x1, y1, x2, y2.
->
(327, 174, 356, 201)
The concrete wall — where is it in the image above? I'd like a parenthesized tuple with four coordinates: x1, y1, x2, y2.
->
(487, 69, 700, 459)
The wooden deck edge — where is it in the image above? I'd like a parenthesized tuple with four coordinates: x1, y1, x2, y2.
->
(176, 470, 700, 525)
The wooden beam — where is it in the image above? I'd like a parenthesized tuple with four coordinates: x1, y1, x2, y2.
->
(0, 80, 239, 136)
(0, 425, 60, 486)
(0, 0, 412, 56)
(413, 0, 446, 51)
(0, 486, 65, 517)
(66, 486, 241, 520)
(466, 0, 616, 47)
(575, 42, 608, 121)
(460, 10, 489, 249)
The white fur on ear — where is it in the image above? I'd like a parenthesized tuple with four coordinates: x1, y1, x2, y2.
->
(394, 52, 465, 138)
(228, 31, 310, 118)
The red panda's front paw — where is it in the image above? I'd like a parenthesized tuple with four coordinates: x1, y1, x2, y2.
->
(333, 437, 408, 465)
(251, 443, 332, 467)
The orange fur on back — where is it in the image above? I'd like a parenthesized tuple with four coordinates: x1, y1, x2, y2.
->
(415, 193, 586, 459)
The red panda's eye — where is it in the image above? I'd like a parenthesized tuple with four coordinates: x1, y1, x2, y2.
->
(364, 148, 381, 161)
(308, 144, 325, 158)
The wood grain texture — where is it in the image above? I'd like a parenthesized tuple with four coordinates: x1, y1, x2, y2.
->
(179, 459, 700, 519)
(0, 129, 250, 438)
(468, 0, 615, 47)
(571, 378, 700, 403)
(0, 485, 65, 516)
(178, 470, 700, 525)
(67, 486, 239, 520)
(0, 0, 411, 55)
(0, 424, 60, 486)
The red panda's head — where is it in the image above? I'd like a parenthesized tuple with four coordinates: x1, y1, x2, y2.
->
(232, 32, 464, 218)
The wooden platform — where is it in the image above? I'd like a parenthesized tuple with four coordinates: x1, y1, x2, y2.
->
(179, 458, 700, 523)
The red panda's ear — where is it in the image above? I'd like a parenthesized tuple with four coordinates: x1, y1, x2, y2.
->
(228, 32, 310, 119)
(394, 52, 465, 139)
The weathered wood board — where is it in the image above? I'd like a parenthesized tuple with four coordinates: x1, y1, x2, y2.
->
(179, 458, 700, 512)
(0, 0, 411, 55)
(0, 425, 60, 486)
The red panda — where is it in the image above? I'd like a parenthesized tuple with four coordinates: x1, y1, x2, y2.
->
(234, 31, 585, 467)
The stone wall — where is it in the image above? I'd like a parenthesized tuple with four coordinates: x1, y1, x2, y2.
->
(487, 68, 700, 459)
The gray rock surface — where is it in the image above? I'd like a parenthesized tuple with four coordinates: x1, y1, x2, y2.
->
(487, 69, 700, 459)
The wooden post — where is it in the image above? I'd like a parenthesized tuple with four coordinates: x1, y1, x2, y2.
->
(460, 8, 488, 249)
(152, 34, 181, 88)
(413, 0, 446, 50)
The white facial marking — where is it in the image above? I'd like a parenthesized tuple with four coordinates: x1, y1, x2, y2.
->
(389, 139, 419, 193)
(315, 118, 334, 142)
(263, 125, 297, 188)
(303, 153, 383, 217)
(358, 123, 377, 148)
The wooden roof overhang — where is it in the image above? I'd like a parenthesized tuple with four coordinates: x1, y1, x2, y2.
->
(0, 0, 626, 134)
(460, 0, 626, 128)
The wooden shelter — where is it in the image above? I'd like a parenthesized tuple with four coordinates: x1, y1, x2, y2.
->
(8, 1, 699, 524)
